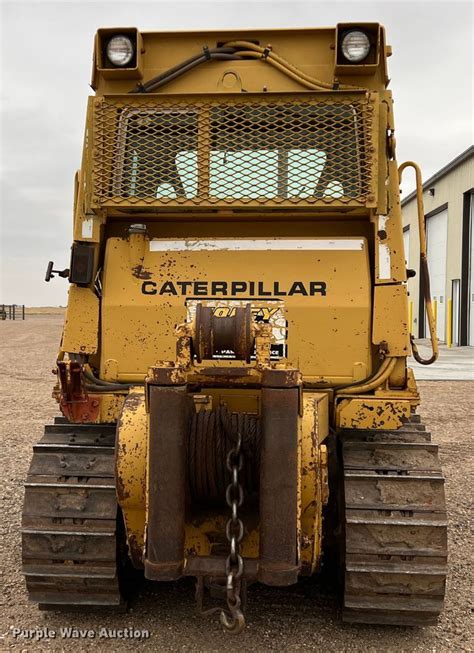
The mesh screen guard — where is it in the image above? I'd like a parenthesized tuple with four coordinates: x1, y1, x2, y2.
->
(91, 94, 377, 209)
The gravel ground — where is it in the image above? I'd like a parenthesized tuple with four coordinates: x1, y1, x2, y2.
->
(1, 315, 472, 652)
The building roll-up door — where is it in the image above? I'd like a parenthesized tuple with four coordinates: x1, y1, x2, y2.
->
(469, 194, 474, 345)
(426, 208, 448, 342)
(403, 227, 410, 266)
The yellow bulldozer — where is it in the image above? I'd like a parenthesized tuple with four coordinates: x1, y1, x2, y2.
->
(22, 24, 447, 632)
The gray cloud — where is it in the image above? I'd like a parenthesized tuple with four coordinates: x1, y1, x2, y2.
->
(1, 0, 472, 305)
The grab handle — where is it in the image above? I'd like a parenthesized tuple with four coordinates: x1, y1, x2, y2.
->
(398, 161, 439, 365)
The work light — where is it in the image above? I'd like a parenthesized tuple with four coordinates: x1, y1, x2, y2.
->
(106, 35, 135, 67)
(341, 30, 371, 63)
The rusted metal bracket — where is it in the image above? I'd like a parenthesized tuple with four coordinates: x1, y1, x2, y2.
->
(56, 360, 99, 422)
(144, 366, 189, 581)
(174, 302, 273, 373)
(259, 368, 300, 586)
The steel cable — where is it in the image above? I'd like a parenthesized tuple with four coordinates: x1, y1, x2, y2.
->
(188, 406, 260, 503)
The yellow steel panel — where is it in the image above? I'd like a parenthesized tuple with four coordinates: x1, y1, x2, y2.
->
(100, 236, 372, 382)
(115, 385, 265, 564)
(116, 388, 147, 567)
(336, 397, 412, 430)
(93, 27, 388, 93)
(61, 286, 99, 354)
(373, 285, 410, 357)
(99, 393, 126, 423)
(374, 161, 407, 285)
(300, 392, 329, 574)
(184, 516, 260, 559)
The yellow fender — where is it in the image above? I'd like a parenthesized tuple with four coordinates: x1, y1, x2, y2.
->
(116, 387, 147, 568)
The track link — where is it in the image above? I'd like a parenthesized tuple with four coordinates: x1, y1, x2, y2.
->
(22, 418, 124, 609)
(341, 418, 448, 626)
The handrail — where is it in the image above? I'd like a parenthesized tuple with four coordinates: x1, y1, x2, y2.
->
(398, 161, 439, 365)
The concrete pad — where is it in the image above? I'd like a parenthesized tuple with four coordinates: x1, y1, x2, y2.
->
(409, 340, 474, 380)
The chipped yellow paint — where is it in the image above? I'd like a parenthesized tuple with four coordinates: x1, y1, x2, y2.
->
(116, 387, 147, 567)
(184, 517, 259, 559)
(184, 524, 212, 557)
(336, 397, 413, 430)
(100, 236, 373, 384)
(115, 384, 331, 568)
(373, 160, 407, 285)
(98, 393, 125, 422)
(300, 393, 329, 574)
(61, 286, 99, 354)
(373, 285, 410, 356)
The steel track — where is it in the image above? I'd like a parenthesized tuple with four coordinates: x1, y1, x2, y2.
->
(21, 418, 124, 609)
(341, 417, 448, 625)
(21, 416, 448, 623)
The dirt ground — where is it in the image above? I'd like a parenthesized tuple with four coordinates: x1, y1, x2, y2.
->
(1, 315, 472, 652)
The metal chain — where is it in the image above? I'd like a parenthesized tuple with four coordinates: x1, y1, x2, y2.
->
(219, 428, 245, 634)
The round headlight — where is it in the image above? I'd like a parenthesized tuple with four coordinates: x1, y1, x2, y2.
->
(341, 30, 371, 63)
(106, 35, 134, 67)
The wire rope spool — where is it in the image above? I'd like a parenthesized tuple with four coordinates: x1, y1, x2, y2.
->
(188, 407, 260, 504)
(193, 303, 254, 363)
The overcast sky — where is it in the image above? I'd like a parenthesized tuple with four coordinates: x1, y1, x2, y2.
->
(0, 0, 472, 306)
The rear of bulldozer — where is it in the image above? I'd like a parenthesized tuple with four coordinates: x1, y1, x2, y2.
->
(22, 24, 447, 631)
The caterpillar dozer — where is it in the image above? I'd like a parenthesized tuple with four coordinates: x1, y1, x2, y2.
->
(22, 24, 447, 632)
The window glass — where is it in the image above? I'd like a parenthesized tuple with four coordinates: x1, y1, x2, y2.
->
(209, 150, 279, 199)
(287, 149, 326, 198)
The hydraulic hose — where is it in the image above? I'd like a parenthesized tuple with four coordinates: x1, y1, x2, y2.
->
(130, 47, 242, 93)
(145, 54, 242, 92)
(85, 383, 129, 394)
(129, 41, 364, 94)
(228, 49, 328, 91)
(334, 356, 397, 396)
(223, 40, 363, 91)
(56, 359, 134, 393)
(83, 368, 135, 392)
(84, 369, 112, 386)
(224, 40, 334, 88)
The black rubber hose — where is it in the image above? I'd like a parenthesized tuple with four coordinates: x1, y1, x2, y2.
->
(138, 52, 242, 93)
(84, 369, 113, 386)
(129, 46, 240, 93)
(130, 53, 203, 92)
(83, 369, 139, 390)
(145, 45, 237, 86)
(85, 383, 130, 393)
(138, 55, 215, 93)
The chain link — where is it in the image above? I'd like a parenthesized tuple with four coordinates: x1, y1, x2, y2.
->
(219, 428, 245, 634)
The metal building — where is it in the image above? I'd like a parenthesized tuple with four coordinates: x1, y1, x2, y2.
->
(402, 146, 474, 346)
